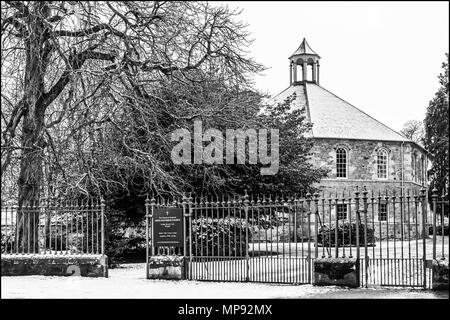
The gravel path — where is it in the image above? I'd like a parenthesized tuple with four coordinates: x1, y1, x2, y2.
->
(1, 263, 447, 299)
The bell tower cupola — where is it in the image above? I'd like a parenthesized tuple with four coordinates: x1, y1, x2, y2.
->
(289, 38, 321, 85)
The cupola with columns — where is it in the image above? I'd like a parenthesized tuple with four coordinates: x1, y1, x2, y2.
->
(289, 38, 320, 85)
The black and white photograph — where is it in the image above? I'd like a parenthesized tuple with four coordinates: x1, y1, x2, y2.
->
(0, 0, 448, 310)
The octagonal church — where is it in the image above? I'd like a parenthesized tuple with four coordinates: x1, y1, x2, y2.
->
(269, 39, 428, 199)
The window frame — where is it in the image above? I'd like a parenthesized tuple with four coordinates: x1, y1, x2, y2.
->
(376, 149, 388, 180)
(378, 202, 388, 222)
(336, 203, 348, 220)
(420, 155, 425, 184)
(335, 147, 348, 179)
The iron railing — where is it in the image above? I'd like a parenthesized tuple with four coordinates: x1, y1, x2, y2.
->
(146, 187, 448, 288)
(1, 198, 105, 255)
(431, 189, 449, 261)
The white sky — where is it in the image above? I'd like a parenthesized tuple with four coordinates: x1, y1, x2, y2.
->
(217, 1, 449, 132)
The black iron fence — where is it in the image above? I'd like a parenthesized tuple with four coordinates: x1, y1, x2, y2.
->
(4, 188, 444, 288)
(146, 187, 448, 288)
(1, 198, 105, 255)
(431, 190, 449, 261)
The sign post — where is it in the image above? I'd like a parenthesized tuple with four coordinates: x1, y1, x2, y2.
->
(146, 204, 186, 280)
(153, 208, 183, 252)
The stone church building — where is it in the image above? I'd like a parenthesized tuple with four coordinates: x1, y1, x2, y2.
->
(269, 39, 429, 228)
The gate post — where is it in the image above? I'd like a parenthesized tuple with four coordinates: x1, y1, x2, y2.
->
(244, 191, 250, 282)
(182, 194, 189, 279)
(431, 187, 438, 260)
(100, 197, 108, 277)
(145, 195, 150, 279)
(420, 187, 427, 289)
(362, 186, 369, 288)
(354, 187, 361, 288)
(188, 194, 193, 280)
(151, 197, 156, 256)
(306, 192, 312, 283)
(313, 192, 319, 260)
(101, 197, 105, 256)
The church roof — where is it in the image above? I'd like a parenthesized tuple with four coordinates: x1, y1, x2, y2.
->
(289, 38, 320, 58)
(268, 83, 411, 142)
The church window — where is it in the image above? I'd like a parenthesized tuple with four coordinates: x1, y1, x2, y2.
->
(336, 148, 347, 178)
(420, 156, 425, 184)
(377, 150, 388, 179)
(336, 204, 347, 220)
(378, 203, 388, 221)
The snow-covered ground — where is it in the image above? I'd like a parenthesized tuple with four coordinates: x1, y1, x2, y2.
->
(1, 263, 448, 299)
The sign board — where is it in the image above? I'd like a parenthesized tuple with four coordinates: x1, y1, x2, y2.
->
(153, 208, 183, 247)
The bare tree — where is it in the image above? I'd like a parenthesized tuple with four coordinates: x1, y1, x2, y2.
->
(400, 120, 424, 144)
(1, 1, 263, 252)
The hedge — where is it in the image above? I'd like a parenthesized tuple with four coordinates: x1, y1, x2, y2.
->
(317, 221, 375, 246)
(190, 216, 251, 257)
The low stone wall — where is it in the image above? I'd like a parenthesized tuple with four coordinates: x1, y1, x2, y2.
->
(313, 257, 359, 287)
(432, 259, 449, 290)
(1, 254, 108, 277)
(147, 255, 185, 280)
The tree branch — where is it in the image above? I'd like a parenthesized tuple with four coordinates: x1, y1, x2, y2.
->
(39, 49, 117, 110)
(52, 23, 112, 37)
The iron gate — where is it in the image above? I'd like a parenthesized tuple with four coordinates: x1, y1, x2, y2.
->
(186, 193, 315, 284)
(145, 187, 448, 288)
(359, 188, 429, 288)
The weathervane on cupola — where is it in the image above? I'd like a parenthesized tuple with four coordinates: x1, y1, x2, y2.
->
(289, 38, 320, 85)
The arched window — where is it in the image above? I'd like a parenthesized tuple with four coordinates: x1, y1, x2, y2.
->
(377, 150, 388, 179)
(336, 148, 347, 178)
(307, 64, 313, 81)
(420, 155, 425, 184)
(295, 64, 301, 80)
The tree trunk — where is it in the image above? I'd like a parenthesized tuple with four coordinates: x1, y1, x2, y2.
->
(16, 117, 45, 253)
(15, 3, 49, 254)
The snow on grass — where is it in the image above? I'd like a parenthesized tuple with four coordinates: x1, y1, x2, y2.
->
(1, 263, 447, 299)
(249, 236, 449, 259)
(1, 253, 103, 259)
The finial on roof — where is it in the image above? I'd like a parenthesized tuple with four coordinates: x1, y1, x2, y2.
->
(290, 38, 320, 59)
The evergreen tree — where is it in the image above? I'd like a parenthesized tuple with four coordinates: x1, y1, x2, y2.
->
(424, 53, 449, 216)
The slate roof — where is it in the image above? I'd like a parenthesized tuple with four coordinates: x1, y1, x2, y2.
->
(268, 83, 411, 142)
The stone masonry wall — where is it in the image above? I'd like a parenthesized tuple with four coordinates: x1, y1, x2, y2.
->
(308, 138, 430, 237)
(310, 138, 427, 186)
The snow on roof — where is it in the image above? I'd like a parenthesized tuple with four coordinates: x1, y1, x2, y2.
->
(268, 83, 411, 142)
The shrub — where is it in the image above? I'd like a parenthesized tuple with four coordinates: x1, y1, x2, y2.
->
(1, 230, 15, 253)
(249, 208, 304, 243)
(429, 224, 449, 236)
(317, 221, 375, 246)
(249, 209, 290, 229)
(104, 209, 146, 266)
(190, 216, 252, 257)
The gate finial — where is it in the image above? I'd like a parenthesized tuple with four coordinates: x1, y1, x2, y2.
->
(243, 189, 249, 206)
